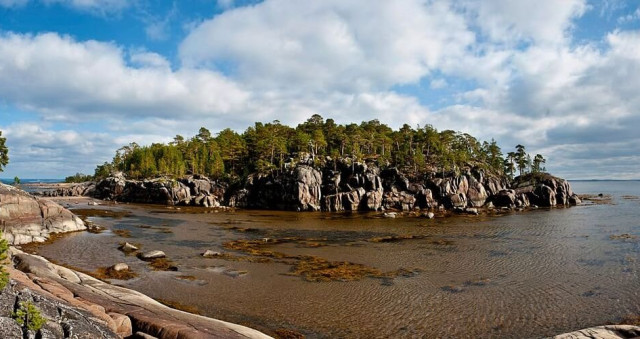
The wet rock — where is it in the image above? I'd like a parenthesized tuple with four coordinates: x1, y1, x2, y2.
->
(139, 250, 166, 260)
(118, 242, 139, 252)
(202, 250, 221, 258)
(383, 212, 397, 218)
(422, 212, 435, 219)
(111, 263, 129, 272)
(569, 194, 581, 205)
(465, 208, 479, 215)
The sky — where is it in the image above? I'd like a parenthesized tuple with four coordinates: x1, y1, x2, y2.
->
(0, 0, 639, 180)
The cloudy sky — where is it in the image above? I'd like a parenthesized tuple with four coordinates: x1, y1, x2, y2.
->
(0, 0, 639, 179)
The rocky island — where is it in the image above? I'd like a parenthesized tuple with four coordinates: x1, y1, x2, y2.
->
(38, 116, 581, 215)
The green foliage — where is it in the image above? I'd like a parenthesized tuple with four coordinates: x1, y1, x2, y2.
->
(532, 154, 546, 173)
(505, 146, 547, 177)
(12, 301, 46, 331)
(64, 173, 94, 183)
(0, 130, 8, 172)
(0, 232, 8, 290)
(13, 176, 20, 185)
(99, 115, 513, 180)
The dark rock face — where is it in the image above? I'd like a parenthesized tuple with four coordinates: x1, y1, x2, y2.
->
(0, 183, 85, 245)
(93, 173, 227, 208)
(503, 173, 581, 208)
(89, 164, 578, 213)
(239, 165, 323, 211)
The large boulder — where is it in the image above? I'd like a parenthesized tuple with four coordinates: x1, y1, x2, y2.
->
(466, 178, 489, 207)
(0, 183, 85, 245)
(294, 165, 323, 211)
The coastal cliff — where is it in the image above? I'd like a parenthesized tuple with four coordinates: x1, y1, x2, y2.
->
(41, 162, 581, 213)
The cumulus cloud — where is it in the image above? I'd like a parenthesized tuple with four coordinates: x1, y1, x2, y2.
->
(460, 0, 587, 45)
(180, 0, 474, 92)
(0, 32, 249, 121)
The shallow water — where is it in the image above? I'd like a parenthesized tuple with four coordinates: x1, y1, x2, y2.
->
(33, 181, 640, 338)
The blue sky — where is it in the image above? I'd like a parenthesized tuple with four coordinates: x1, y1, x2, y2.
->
(0, 0, 639, 179)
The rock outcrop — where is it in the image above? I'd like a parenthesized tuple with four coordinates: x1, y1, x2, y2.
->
(492, 173, 582, 209)
(0, 183, 85, 245)
(42, 161, 580, 214)
(7, 248, 272, 339)
(38, 182, 96, 198)
(93, 173, 227, 208)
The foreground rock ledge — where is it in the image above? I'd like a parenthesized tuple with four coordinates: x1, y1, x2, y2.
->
(8, 247, 272, 339)
(551, 325, 640, 339)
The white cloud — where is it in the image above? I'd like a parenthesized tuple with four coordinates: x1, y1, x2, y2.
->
(180, 0, 475, 92)
(460, 0, 588, 45)
(0, 32, 249, 121)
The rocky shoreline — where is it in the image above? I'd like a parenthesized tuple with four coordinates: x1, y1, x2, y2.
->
(0, 183, 271, 338)
(37, 162, 581, 214)
(3, 248, 272, 339)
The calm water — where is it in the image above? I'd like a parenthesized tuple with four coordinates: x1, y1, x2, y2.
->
(33, 181, 640, 338)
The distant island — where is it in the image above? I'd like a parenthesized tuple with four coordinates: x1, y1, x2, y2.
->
(48, 115, 578, 213)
